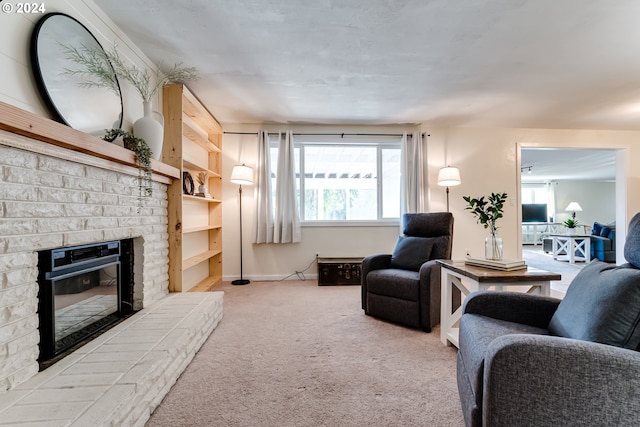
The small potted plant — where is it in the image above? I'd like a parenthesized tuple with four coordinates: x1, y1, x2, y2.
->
(563, 218, 579, 235)
(463, 192, 508, 260)
(103, 128, 152, 202)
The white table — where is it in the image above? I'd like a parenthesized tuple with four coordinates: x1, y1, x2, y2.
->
(551, 234, 591, 264)
(438, 260, 560, 348)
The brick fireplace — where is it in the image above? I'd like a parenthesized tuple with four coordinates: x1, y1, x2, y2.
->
(0, 119, 175, 393)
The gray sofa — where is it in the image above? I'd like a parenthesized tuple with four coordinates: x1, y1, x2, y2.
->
(457, 212, 640, 426)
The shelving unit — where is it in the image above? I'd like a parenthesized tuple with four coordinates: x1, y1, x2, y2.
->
(162, 84, 223, 292)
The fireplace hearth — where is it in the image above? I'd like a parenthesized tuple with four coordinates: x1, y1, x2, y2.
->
(37, 239, 135, 367)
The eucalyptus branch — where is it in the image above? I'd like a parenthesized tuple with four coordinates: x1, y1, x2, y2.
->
(61, 42, 198, 103)
(61, 43, 120, 95)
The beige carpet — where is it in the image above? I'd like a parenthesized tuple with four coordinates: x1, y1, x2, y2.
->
(146, 280, 463, 427)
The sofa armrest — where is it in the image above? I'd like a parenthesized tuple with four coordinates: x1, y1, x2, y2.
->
(361, 254, 392, 309)
(483, 334, 640, 426)
(463, 291, 561, 329)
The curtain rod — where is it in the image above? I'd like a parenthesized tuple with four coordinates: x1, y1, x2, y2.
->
(223, 131, 429, 137)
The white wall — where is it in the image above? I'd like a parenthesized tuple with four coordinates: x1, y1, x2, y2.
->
(554, 180, 616, 227)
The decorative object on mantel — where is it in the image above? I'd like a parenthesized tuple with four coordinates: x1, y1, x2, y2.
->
(463, 192, 508, 261)
(230, 164, 255, 285)
(103, 128, 152, 201)
(182, 172, 195, 195)
(195, 172, 211, 198)
(61, 42, 198, 161)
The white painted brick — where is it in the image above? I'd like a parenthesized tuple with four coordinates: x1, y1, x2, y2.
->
(37, 187, 86, 204)
(4, 234, 63, 254)
(4, 166, 64, 188)
(62, 230, 107, 247)
(88, 168, 120, 183)
(62, 175, 103, 192)
(85, 217, 119, 229)
(37, 156, 85, 176)
(0, 283, 37, 308)
(3, 201, 66, 218)
(4, 267, 37, 288)
(0, 252, 36, 270)
(36, 217, 85, 234)
(0, 315, 38, 343)
(85, 191, 120, 205)
(0, 183, 38, 201)
(0, 219, 38, 236)
(0, 148, 37, 168)
(63, 203, 103, 217)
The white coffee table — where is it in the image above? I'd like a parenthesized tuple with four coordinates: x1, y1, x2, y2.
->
(551, 234, 591, 264)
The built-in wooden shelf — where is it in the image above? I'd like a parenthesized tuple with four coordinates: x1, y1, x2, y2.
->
(183, 225, 222, 234)
(163, 83, 224, 293)
(183, 249, 222, 270)
(0, 101, 180, 180)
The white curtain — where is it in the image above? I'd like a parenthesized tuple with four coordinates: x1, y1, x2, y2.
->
(401, 131, 426, 215)
(273, 131, 301, 243)
(254, 131, 274, 243)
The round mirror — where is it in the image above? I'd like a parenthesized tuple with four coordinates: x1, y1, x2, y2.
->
(30, 13, 123, 136)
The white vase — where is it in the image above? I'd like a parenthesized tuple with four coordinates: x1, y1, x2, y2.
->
(133, 101, 164, 161)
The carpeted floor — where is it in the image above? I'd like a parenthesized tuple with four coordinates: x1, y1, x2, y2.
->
(146, 280, 463, 427)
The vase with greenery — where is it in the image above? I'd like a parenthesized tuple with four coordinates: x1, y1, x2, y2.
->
(103, 128, 152, 203)
(63, 43, 198, 159)
(563, 218, 579, 235)
(463, 192, 508, 260)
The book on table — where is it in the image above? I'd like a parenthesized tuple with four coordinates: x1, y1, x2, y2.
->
(464, 257, 527, 271)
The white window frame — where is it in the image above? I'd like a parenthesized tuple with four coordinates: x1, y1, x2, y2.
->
(270, 136, 402, 226)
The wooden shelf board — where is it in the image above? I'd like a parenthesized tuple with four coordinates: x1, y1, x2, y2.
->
(181, 87, 223, 136)
(183, 194, 222, 203)
(183, 122, 221, 153)
(188, 275, 222, 292)
(183, 249, 222, 270)
(183, 225, 222, 234)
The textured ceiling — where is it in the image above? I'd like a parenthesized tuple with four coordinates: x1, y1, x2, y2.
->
(94, 0, 640, 129)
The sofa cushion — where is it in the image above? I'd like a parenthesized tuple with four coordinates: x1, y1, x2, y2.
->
(592, 222, 603, 236)
(390, 235, 434, 271)
(548, 260, 640, 350)
(600, 225, 612, 238)
(366, 269, 420, 301)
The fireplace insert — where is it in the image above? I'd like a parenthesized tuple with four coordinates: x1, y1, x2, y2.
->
(37, 239, 134, 365)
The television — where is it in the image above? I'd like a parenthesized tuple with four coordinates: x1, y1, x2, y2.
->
(522, 204, 548, 223)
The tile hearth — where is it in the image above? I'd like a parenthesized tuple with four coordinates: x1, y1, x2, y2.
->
(0, 292, 223, 426)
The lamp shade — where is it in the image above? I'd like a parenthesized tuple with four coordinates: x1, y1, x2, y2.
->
(230, 164, 254, 185)
(565, 202, 583, 212)
(437, 167, 461, 187)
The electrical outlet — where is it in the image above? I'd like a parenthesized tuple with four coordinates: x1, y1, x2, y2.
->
(465, 248, 471, 257)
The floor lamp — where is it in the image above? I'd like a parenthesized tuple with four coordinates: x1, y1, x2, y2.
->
(437, 166, 462, 212)
(230, 164, 254, 285)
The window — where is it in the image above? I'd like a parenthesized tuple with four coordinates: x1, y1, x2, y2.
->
(270, 136, 401, 223)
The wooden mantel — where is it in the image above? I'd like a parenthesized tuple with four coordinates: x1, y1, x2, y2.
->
(0, 101, 180, 180)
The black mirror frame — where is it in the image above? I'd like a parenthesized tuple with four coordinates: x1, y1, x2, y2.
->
(30, 12, 124, 134)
